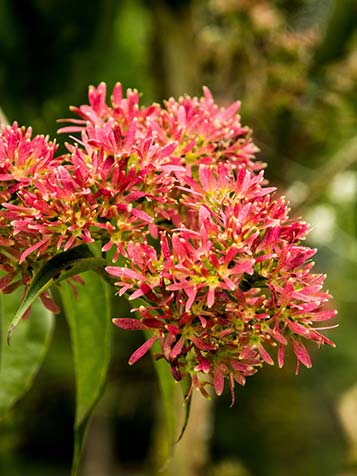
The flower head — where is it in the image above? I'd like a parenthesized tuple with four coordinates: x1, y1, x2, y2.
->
(107, 163, 336, 402)
(0, 84, 336, 402)
(0, 122, 57, 200)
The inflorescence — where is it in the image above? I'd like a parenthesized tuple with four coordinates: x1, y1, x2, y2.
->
(0, 83, 336, 401)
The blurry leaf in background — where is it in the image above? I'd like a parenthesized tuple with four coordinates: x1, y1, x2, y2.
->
(0, 289, 54, 419)
(0, 0, 155, 139)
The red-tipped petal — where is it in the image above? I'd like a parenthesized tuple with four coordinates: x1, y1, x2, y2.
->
(40, 291, 61, 313)
(19, 238, 50, 263)
(169, 336, 185, 360)
(311, 309, 337, 322)
(292, 339, 312, 369)
(112, 318, 147, 330)
(128, 335, 158, 365)
(257, 343, 274, 365)
(207, 286, 215, 308)
(277, 344, 286, 368)
(214, 366, 225, 396)
(191, 335, 217, 351)
(288, 320, 310, 336)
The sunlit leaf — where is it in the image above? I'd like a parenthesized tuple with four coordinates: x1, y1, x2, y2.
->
(0, 288, 54, 419)
(60, 271, 112, 476)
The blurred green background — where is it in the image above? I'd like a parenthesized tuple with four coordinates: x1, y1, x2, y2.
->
(0, 0, 356, 475)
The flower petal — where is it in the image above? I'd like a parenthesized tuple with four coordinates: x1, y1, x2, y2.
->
(128, 335, 158, 365)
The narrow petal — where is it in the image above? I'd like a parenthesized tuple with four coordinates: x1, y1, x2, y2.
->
(214, 366, 225, 396)
(169, 336, 185, 360)
(112, 318, 147, 330)
(292, 339, 312, 369)
(257, 343, 274, 365)
(128, 335, 158, 365)
(277, 344, 286, 368)
(191, 335, 216, 351)
(19, 238, 50, 263)
(207, 286, 216, 308)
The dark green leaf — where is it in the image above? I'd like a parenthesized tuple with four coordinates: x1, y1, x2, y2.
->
(0, 288, 54, 419)
(60, 271, 112, 476)
(8, 245, 107, 343)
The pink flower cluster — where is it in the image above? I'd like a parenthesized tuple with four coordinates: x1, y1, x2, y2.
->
(0, 83, 336, 400)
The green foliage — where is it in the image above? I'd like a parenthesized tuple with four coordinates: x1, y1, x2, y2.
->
(0, 0, 356, 474)
(7, 245, 106, 343)
(60, 272, 112, 476)
(0, 289, 54, 419)
(152, 340, 191, 446)
(6, 246, 112, 474)
(131, 299, 192, 461)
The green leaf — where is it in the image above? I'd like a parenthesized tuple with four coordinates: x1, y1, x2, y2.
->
(131, 298, 191, 457)
(150, 337, 177, 447)
(117, 296, 192, 465)
(8, 245, 107, 343)
(60, 271, 112, 476)
(0, 287, 54, 419)
(148, 338, 192, 468)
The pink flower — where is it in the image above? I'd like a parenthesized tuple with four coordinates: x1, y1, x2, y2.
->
(60, 83, 262, 174)
(107, 163, 336, 402)
(0, 122, 57, 200)
(0, 84, 336, 403)
(0, 123, 59, 295)
(58, 82, 142, 133)
(149, 86, 262, 171)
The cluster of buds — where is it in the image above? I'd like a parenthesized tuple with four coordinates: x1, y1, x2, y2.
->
(0, 83, 336, 401)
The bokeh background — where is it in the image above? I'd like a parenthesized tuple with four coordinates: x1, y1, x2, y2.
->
(0, 1, 356, 475)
